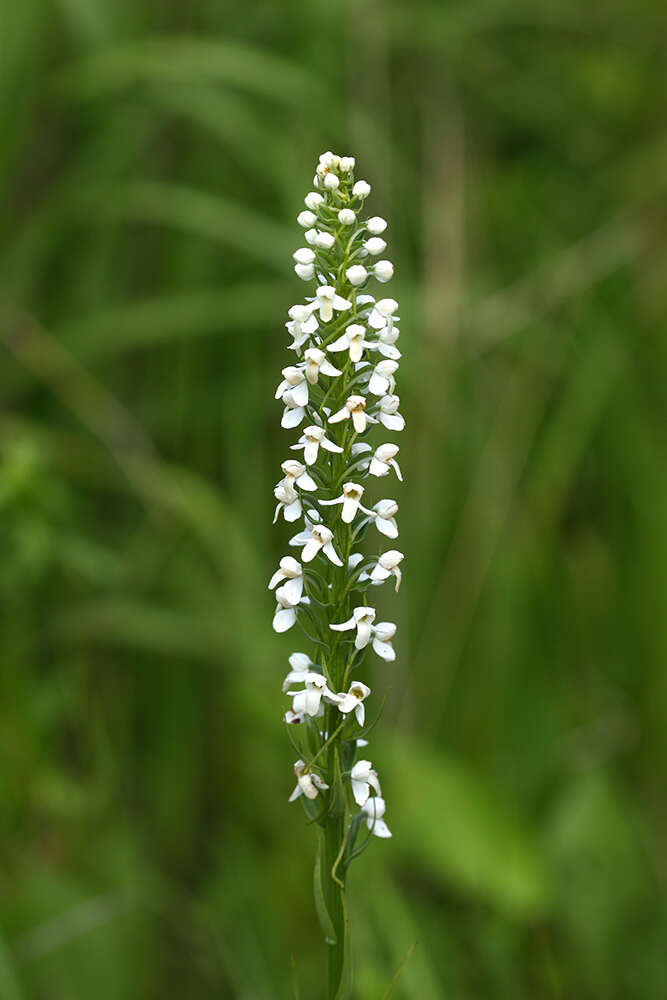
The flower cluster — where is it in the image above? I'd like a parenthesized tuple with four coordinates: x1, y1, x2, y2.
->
(271, 151, 404, 874)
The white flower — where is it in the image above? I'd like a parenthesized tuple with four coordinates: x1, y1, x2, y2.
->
(346, 264, 368, 287)
(286, 672, 341, 716)
(323, 172, 340, 191)
(368, 297, 398, 331)
(319, 482, 372, 523)
(373, 324, 401, 360)
(353, 180, 371, 198)
(280, 390, 307, 428)
(372, 498, 399, 537)
(292, 424, 343, 465)
(281, 459, 317, 491)
(304, 228, 318, 245)
(273, 480, 302, 522)
(338, 208, 356, 225)
(276, 365, 308, 407)
(330, 606, 376, 649)
(337, 682, 371, 726)
(305, 191, 324, 210)
(290, 520, 343, 566)
(350, 759, 381, 806)
(329, 395, 374, 434)
(286, 304, 318, 351)
(368, 359, 398, 396)
(293, 247, 316, 265)
(370, 620, 396, 660)
(314, 231, 335, 250)
(362, 795, 392, 837)
(314, 285, 352, 323)
(374, 260, 394, 282)
(339, 156, 355, 172)
(289, 759, 329, 801)
(268, 556, 304, 603)
(369, 443, 402, 480)
(319, 150, 340, 170)
(327, 323, 372, 363)
(377, 394, 405, 431)
(304, 347, 341, 385)
(364, 237, 387, 256)
(297, 210, 317, 228)
(370, 550, 404, 591)
(367, 216, 387, 235)
(282, 652, 316, 691)
(273, 583, 307, 633)
(295, 262, 315, 281)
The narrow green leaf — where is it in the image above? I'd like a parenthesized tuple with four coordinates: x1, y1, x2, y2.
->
(333, 890, 352, 1000)
(313, 834, 337, 946)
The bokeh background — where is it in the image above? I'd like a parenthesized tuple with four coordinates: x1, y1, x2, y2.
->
(2, 1, 666, 997)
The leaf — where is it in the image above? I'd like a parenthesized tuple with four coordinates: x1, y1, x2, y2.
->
(383, 735, 549, 916)
(313, 834, 337, 946)
(383, 942, 417, 1000)
(75, 182, 294, 269)
(58, 36, 321, 106)
(333, 890, 352, 1000)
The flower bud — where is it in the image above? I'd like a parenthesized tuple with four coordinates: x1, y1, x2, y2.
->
(346, 264, 368, 287)
(297, 210, 317, 228)
(339, 156, 356, 172)
(305, 192, 324, 210)
(364, 237, 387, 256)
(304, 228, 318, 245)
(295, 263, 315, 281)
(293, 247, 316, 265)
(374, 260, 394, 283)
(353, 180, 371, 198)
(315, 231, 335, 250)
(367, 216, 387, 235)
(324, 173, 340, 191)
(338, 208, 356, 225)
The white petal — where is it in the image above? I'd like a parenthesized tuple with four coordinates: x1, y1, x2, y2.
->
(328, 335, 349, 353)
(291, 380, 309, 407)
(368, 373, 388, 396)
(296, 471, 317, 491)
(355, 703, 366, 726)
(268, 568, 286, 589)
(355, 621, 372, 649)
(321, 436, 343, 453)
(372, 637, 396, 661)
(370, 818, 392, 838)
(282, 406, 305, 429)
(301, 537, 322, 562)
(380, 413, 405, 431)
(282, 576, 303, 604)
(273, 607, 297, 632)
(369, 457, 389, 477)
(351, 778, 369, 806)
(328, 407, 348, 424)
(376, 517, 398, 539)
(333, 294, 352, 311)
(330, 616, 356, 632)
(351, 410, 366, 434)
(304, 440, 319, 465)
(322, 541, 343, 566)
(284, 499, 302, 522)
(320, 359, 342, 377)
(341, 497, 358, 523)
(288, 783, 303, 802)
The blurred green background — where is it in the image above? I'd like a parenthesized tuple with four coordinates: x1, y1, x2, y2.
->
(1, 0, 666, 997)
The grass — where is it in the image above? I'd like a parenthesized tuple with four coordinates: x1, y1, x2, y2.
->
(1, 0, 666, 996)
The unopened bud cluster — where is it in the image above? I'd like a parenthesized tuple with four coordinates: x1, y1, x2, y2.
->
(271, 151, 404, 855)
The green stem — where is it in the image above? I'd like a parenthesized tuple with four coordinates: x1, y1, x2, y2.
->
(324, 792, 347, 997)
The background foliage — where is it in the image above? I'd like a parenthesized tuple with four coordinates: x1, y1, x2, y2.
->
(1, 0, 666, 997)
